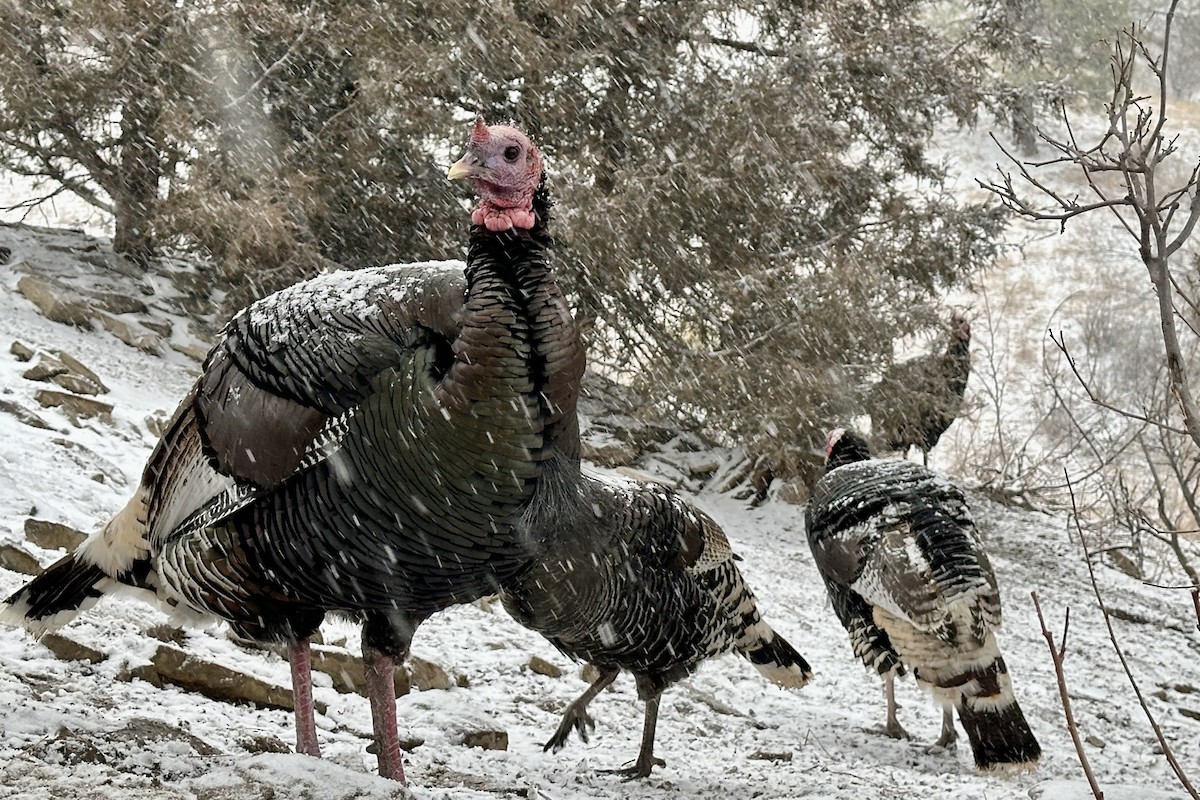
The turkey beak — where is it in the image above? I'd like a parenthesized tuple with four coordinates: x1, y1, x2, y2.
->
(447, 152, 485, 181)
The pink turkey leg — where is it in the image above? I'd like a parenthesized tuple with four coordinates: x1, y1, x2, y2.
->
(289, 639, 321, 757)
(364, 646, 406, 782)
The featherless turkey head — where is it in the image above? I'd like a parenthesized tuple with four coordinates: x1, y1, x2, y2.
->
(950, 311, 971, 342)
(824, 427, 872, 471)
(447, 118, 543, 232)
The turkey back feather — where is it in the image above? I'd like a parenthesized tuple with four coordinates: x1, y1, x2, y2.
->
(807, 449, 1038, 768)
(502, 472, 812, 697)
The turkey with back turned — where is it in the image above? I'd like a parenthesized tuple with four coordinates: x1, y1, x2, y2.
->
(805, 428, 1040, 770)
(501, 471, 813, 778)
(869, 311, 971, 465)
(1, 119, 583, 784)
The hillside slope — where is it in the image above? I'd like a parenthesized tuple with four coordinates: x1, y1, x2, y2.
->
(0, 223, 1196, 800)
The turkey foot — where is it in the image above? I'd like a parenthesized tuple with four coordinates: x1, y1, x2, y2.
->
(882, 672, 911, 740)
(881, 718, 912, 740)
(601, 755, 667, 780)
(545, 706, 596, 751)
(544, 666, 619, 752)
(599, 691, 665, 779)
(927, 706, 957, 751)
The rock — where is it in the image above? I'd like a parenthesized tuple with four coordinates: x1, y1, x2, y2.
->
(43, 351, 108, 395)
(150, 644, 327, 713)
(581, 437, 639, 467)
(118, 663, 164, 688)
(528, 655, 565, 678)
(51, 438, 127, 486)
(0, 398, 55, 430)
(461, 728, 508, 751)
(409, 655, 454, 691)
(24, 518, 87, 552)
(16, 274, 95, 328)
(10, 341, 35, 361)
(1085, 734, 1106, 749)
(310, 645, 410, 698)
(140, 318, 173, 337)
(144, 410, 171, 439)
(98, 312, 162, 354)
(40, 632, 106, 664)
(23, 350, 107, 395)
(748, 750, 793, 762)
(143, 623, 188, 645)
(581, 664, 601, 683)
(93, 291, 148, 315)
(169, 342, 211, 363)
(35, 390, 114, 422)
(21, 360, 66, 382)
(776, 478, 810, 505)
(238, 734, 293, 754)
(0, 544, 43, 575)
(1107, 549, 1142, 579)
(367, 735, 425, 755)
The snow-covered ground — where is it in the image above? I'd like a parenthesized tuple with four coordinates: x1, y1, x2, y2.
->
(2, 104, 1200, 798)
(1, 215, 1198, 799)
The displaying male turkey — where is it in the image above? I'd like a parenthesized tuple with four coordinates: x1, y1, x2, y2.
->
(2, 120, 583, 784)
(501, 472, 813, 778)
(869, 311, 971, 465)
(805, 428, 1039, 769)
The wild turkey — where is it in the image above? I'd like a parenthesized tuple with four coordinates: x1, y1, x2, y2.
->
(1, 120, 583, 783)
(869, 311, 971, 465)
(501, 472, 813, 778)
(805, 428, 1040, 769)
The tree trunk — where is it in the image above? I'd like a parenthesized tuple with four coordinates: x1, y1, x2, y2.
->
(1011, 92, 1038, 158)
(112, 2, 169, 266)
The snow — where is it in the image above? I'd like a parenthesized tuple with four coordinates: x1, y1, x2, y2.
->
(1, 220, 1197, 800)
(2, 116, 1199, 798)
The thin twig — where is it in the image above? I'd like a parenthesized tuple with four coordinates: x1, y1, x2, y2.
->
(1030, 590, 1104, 800)
(1049, 331, 1190, 435)
(1066, 471, 1199, 799)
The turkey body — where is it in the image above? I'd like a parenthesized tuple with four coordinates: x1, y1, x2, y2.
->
(869, 312, 971, 464)
(501, 471, 812, 777)
(806, 430, 1040, 769)
(4, 142, 583, 781)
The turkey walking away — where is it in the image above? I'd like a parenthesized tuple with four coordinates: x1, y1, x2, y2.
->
(501, 472, 813, 779)
(1, 119, 584, 784)
(869, 311, 971, 465)
(805, 428, 1040, 770)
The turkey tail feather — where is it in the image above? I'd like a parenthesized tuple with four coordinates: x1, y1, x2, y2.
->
(957, 692, 1041, 769)
(739, 625, 813, 689)
(1, 553, 112, 635)
(941, 650, 1040, 769)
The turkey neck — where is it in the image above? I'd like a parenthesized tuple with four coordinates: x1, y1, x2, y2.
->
(944, 333, 971, 396)
(459, 187, 586, 541)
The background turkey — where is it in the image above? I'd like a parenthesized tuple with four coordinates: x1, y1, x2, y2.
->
(501, 472, 813, 778)
(868, 311, 972, 465)
(805, 428, 1040, 770)
(1, 120, 584, 784)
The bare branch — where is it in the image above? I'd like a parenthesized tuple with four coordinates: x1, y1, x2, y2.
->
(1066, 472, 1199, 799)
(1050, 330, 1190, 435)
(1030, 590, 1104, 800)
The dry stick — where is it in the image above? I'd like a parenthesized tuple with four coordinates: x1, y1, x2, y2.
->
(1030, 591, 1104, 800)
(1192, 588, 1200, 634)
(1065, 472, 1200, 800)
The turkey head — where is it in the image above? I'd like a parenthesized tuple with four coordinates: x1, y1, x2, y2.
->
(448, 118, 543, 231)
